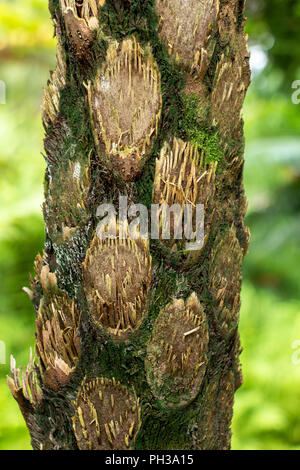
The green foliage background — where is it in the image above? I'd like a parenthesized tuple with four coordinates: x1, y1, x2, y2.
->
(0, 0, 299, 450)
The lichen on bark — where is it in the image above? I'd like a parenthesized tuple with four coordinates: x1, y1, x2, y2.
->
(9, 0, 250, 450)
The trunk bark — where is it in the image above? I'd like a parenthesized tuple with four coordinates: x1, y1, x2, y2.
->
(8, 0, 250, 450)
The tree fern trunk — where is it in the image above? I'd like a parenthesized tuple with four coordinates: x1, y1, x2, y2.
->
(8, 0, 250, 450)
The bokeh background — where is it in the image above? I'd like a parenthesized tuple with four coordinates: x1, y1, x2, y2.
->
(0, 0, 300, 450)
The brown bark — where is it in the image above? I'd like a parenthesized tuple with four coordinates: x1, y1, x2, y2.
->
(8, 0, 250, 450)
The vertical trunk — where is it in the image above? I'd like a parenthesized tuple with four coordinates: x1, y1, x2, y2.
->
(8, 0, 250, 450)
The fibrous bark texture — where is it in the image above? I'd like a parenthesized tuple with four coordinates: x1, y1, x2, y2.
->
(9, 0, 250, 450)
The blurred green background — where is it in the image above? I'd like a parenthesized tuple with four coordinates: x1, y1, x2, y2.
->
(0, 0, 299, 450)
